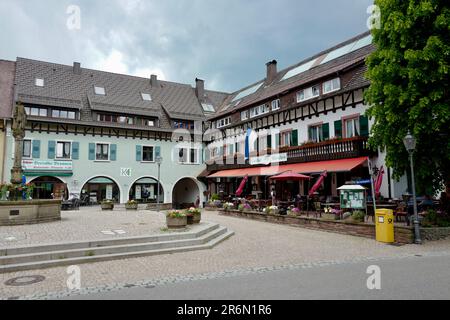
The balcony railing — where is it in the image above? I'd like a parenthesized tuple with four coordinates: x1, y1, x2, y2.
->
(206, 136, 375, 172)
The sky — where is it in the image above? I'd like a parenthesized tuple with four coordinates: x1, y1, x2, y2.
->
(0, 0, 373, 93)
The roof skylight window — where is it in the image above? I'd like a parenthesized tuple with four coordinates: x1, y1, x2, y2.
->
(202, 103, 215, 112)
(232, 82, 264, 102)
(35, 78, 44, 87)
(281, 59, 317, 81)
(94, 86, 106, 96)
(141, 93, 152, 101)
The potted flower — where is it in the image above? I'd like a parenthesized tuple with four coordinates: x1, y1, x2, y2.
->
(166, 210, 187, 229)
(265, 206, 279, 215)
(186, 207, 202, 224)
(288, 207, 301, 216)
(125, 200, 139, 210)
(101, 200, 114, 211)
(223, 202, 234, 211)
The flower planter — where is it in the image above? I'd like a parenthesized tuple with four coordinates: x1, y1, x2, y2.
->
(186, 215, 194, 225)
(166, 216, 187, 229)
(193, 214, 201, 224)
(322, 213, 338, 220)
(125, 203, 138, 210)
(101, 203, 114, 211)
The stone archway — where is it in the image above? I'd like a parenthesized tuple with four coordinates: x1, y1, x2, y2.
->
(29, 176, 68, 200)
(172, 178, 200, 209)
(128, 177, 164, 204)
(81, 176, 121, 204)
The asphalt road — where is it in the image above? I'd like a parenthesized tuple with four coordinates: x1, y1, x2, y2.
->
(64, 253, 450, 300)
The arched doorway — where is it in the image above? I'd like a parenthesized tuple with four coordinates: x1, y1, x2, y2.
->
(172, 178, 200, 209)
(81, 176, 120, 205)
(129, 177, 164, 204)
(30, 176, 68, 200)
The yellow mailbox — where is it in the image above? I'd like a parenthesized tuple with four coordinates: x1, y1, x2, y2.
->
(375, 209, 395, 243)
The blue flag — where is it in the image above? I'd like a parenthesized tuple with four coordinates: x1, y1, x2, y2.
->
(245, 128, 251, 160)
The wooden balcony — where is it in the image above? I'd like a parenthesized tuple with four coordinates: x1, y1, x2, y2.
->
(206, 136, 375, 172)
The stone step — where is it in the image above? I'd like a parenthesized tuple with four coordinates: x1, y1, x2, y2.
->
(0, 229, 234, 273)
(0, 223, 220, 256)
(0, 226, 228, 266)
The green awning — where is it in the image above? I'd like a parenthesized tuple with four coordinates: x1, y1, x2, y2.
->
(88, 177, 115, 184)
(24, 171, 73, 177)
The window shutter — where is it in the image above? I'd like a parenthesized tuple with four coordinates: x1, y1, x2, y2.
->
(275, 134, 280, 149)
(155, 146, 161, 159)
(72, 142, 80, 160)
(229, 144, 234, 155)
(32, 140, 41, 159)
(110, 144, 117, 161)
(136, 145, 142, 162)
(334, 120, 342, 138)
(48, 141, 56, 159)
(291, 130, 298, 146)
(88, 143, 95, 161)
(322, 123, 330, 141)
(360, 115, 369, 137)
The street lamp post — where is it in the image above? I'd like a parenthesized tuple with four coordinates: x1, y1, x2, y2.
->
(156, 156, 162, 212)
(403, 132, 422, 244)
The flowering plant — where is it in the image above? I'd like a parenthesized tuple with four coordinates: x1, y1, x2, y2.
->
(223, 202, 234, 211)
(186, 207, 201, 215)
(288, 207, 301, 216)
(265, 206, 279, 214)
(167, 210, 186, 218)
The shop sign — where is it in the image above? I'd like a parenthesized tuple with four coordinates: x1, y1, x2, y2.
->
(121, 168, 132, 177)
(22, 159, 73, 172)
(250, 153, 287, 166)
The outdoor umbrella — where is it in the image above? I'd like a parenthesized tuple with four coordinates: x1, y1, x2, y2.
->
(375, 166, 385, 198)
(269, 171, 310, 181)
(235, 175, 249, 197)
(308, 171, 328, 196)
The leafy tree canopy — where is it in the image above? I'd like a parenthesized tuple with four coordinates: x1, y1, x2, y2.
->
(365, 0, 450, 196)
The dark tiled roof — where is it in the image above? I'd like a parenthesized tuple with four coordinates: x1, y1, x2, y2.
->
(210, 32, 374, 120)
(0, 60, 16, 119)
(14, 58, 206, 128)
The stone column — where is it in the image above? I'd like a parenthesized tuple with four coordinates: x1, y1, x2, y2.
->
(10, 103, 27, 186)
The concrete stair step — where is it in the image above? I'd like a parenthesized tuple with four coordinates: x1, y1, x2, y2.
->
(0, 223, 220, 256)
(0, 226, 227, 266)
(0, 227, 234, 273)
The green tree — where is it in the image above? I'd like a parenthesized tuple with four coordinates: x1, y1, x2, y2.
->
(365, 0, 450, 196)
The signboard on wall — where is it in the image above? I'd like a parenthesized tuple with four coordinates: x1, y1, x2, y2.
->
(249, 153, 288, 166)
(135, 185, 142, 200)
(22, 160, 73, 172)
(121, 168, 132, 177)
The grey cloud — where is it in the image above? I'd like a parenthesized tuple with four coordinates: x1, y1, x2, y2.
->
(0, 0, 373, 92)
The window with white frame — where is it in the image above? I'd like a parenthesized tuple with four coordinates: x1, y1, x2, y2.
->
(271, 99, 281, 111)
(241, 110, 249, 121)
(281, 131, 292, 148)
(27, 107, 48, 117)
(56, 141, 71, 159)
(259, 104, 270, 115)
(323, 78, 341, 94)
(344, 117, 360, 138)
(297, 85, 320, 102)
(141, 93, 152, 101)
(96, 143, 109, 161)
(250, 106, 259, 118)
(309, 125, 323, 143)
(23, 139, 32, 158)
(142, 146, 154, 162)
(217, 117, 231, 128)
(259, 135, 268, 151)
(177, 148, 199, 164)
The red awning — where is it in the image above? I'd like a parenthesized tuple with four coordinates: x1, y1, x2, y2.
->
(207, 157, 368, 178)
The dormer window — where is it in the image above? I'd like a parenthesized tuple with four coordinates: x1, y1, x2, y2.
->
(35, 78, 44, 87)
(141, 93, 152, 101)
(94, 86, 106, 96)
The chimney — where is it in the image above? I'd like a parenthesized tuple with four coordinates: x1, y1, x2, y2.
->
(151, 74, 158, 87)
(73, 62, 81, 75)
(195, 78, 205, 100)
(266, 60, 277, 84)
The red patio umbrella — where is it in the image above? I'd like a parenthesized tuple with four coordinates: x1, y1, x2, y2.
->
(270, 171, 310, 181)
(375, 166, 385, 198)
(235, 175, 249, 197)
(308, 171, 328, 196)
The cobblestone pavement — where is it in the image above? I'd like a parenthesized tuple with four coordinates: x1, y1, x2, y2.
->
(0, 206, 200, 248)
(1, 210, 449, 299)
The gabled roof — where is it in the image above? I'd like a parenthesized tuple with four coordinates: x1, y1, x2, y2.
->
(14, 58, 206, 124)
(210, 31, 374, 120)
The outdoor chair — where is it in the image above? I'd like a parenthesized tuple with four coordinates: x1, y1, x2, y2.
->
(313, 202, 322, 218)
